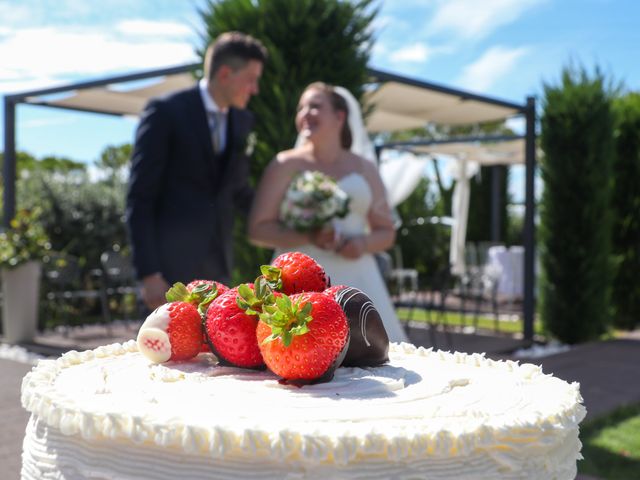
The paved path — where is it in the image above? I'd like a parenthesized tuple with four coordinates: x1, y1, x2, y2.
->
(533, 339, 640, 420)
(3, 323, 639, 479)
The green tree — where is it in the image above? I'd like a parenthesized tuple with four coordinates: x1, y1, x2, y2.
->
(394, 177, 450, 288)
(95, 143, 132, 186)
(198, 0, 377, 283)
(540, 64, 615, 343)
(611, 93, 640, 329)
(38, 155, 86, 173)
(0, 150, 85, 178)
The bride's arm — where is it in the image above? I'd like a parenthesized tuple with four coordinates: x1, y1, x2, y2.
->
(248, 156, 314, 249)
(337, 160, 396, 258)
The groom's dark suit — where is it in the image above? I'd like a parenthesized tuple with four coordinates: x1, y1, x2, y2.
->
(126, 85, 254, 286)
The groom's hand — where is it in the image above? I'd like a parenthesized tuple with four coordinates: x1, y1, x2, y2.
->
(141, 273, 170, 310)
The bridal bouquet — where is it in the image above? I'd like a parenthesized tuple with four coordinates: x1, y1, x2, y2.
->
(279, 170, 350, 232)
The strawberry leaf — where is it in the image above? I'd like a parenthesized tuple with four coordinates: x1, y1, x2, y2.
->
(260, 265, 283, 291)
(261, 333, 279, 345)
(275, 295, 293, 315)
(197, 289, 219, 316)
(165, 282, 189, 302)
(300, 301, 312, 316)
(259, 294, 315, 347)
(237, 297, 250, 309)
(191, 282, 218, 297)
(238, 283, 254, 299)
(281, 330, 293, 347)
(289, 323, 309, 337)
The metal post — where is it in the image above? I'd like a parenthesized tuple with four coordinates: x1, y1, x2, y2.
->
(3, 96, 17, 229)
(523, 96, 537, 342)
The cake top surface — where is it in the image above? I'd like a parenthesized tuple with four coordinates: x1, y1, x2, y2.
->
(21, 341, 585, 463)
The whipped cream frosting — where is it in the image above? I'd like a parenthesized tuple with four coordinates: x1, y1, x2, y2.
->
(21, 341, 586, 480)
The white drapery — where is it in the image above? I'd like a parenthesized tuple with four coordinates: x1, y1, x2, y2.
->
(378, 151, 429, 207)
(447, 157, 479, 276)
(377, 149, 481, 278)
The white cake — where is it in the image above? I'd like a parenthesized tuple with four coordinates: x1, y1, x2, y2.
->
(21, 341, 586, 480)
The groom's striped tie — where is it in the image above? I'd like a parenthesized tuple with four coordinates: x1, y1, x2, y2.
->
(209, 111, 225, 154)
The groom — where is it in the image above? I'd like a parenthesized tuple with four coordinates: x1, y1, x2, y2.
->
(126, 32, 268, 310)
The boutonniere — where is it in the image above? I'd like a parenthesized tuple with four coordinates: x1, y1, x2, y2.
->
(243, 132, 257, 156)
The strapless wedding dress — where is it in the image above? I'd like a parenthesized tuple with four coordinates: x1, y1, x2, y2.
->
(276, 173, 408, 343)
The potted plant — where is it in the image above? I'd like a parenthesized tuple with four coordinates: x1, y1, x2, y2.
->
(0, 208, 51, 343)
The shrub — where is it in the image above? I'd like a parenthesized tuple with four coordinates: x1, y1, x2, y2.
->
(539, 65, 614, 343)
(0, 208, 51, 269)
(16, 170, 127, 273)
(611, 93, 640, 329)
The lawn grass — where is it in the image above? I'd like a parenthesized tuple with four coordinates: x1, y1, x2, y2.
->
(395, 307, 545, 336)
(578, 403, 640, 479)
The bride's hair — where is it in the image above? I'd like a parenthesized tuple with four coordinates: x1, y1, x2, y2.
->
(304, 82, 352, 149)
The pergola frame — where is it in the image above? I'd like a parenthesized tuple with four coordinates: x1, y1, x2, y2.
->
(2, 64, 536, 342)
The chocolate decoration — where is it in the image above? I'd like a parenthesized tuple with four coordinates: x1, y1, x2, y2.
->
(330, 287, 389, 367)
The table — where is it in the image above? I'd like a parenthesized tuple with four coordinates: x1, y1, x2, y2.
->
(487, 245, 524, 300)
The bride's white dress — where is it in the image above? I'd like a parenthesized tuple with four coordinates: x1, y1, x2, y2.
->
(276, 172, 408, 343)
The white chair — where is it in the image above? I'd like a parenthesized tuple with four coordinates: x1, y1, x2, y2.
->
(388, 245, 419, 296)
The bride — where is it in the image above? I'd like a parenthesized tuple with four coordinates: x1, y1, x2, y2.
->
(248, 82, 408, 343)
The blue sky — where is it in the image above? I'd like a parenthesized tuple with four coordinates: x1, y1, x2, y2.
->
(1, 0, 638, 198)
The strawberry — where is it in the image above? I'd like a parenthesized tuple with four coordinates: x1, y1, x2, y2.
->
(137, 301, 203, 363)
(266, 252, 329, 295)
(256, 291, 349, 384)
(204, 285, 265, 368)
(165, 280, 229, 353)
(186, 279, 230, 299)
(166, 281, 227, 314)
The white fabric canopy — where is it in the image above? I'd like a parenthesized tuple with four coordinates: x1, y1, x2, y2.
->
(409, 139, 538, 166)
(19, 65, 523, 132)
(363, 82, 521, 131)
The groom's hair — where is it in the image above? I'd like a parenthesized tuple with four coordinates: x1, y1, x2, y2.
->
(205, 31, 268, 80)
(305, 82, 353, 150)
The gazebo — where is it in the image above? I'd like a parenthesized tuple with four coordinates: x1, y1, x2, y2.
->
(2, 64, 536, 341)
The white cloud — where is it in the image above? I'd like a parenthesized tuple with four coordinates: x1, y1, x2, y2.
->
(0, 26, 198, 94)
(115, 19, 193, 37)
(371, 41, 388, 59)
(390, 42, 433, 63)
(0, 3, 37, 26)
(428, 0, 546, 40)
(0, 78, 63, 96)
(456, 46, 529, 92)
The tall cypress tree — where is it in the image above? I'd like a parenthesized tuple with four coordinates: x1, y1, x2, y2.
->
(197, 0, 376, 283)
(611, 93, 640, 329)
(540, 65, 614, 343)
